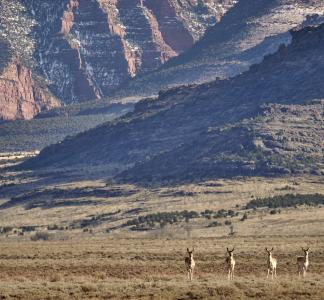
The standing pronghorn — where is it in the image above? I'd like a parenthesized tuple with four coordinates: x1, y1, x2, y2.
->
(297, 247, 309, 278)
(185, 247, 195, 281)
(265, 247, 277, 279)
(225, 247, 235, 280)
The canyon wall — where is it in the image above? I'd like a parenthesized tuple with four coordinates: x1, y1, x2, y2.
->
(19, 0, 236, 103)
(0, 58, 60, 120)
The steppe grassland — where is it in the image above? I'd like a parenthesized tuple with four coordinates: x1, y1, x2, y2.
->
(0, 153, 324, 298)
(0, 171, 323, 236)
(0, 236, 323, 299)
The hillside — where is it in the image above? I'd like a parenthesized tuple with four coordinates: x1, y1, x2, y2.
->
(119, 102, 324, 183)
(21, 22, 324, 183)
(0, 103, 133, 152)
(112, 0, 324, 98)
(3, 0, 235, 105)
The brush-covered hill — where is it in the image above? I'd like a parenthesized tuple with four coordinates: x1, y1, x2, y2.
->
(113, 0, 324, 98)
(22, 23, 324, 183)
(119, 102, 324, 184)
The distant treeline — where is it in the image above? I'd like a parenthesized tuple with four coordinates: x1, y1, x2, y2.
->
(123, 209, 239, 230)
(246, 193, 324, 209)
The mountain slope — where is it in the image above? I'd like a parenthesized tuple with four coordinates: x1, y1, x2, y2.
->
(13, 0, 236, 104)
(113, 0, 324, 98)
(119, 102, 324, 183)
(22, 22, 324, 182)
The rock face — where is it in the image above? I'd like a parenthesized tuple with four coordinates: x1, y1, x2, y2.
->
(116, 0, 324, 98)
(16, 0, 236, 103)
(0, 58, 60, 121)
(0, 0, 60, 120)
(23, 23, 324, 182)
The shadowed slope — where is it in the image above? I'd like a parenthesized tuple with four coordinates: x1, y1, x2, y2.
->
(21, 24, 324, 183)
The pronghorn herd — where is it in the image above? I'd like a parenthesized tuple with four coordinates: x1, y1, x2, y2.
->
(185, 247, 310, 281)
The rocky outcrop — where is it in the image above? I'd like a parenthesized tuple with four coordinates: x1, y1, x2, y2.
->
(0, 59, 60, 121)
(22, 22, 324, 182)
(16, 0, 236, 103)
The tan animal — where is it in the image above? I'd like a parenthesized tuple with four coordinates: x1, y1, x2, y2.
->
(265, 247, 277, 279)
(185, 247, 195, 281)
(225, 247, 235, 280)
(297, 247, 309, 277)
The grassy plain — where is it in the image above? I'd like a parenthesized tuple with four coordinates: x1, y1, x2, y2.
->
(0, 153, 323, 299)
(0, 237, 323, 299)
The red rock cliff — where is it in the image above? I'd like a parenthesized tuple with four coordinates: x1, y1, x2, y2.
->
(0, 59, 60, 121)
(18, 0, 236, 103)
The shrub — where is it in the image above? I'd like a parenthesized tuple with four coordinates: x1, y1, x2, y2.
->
(21, 226, 36, 232)
(0, 227, 13, 234)
(208, 221, 222, 227)
(31, 232, 51, 241)
(224, 220, 232, 226)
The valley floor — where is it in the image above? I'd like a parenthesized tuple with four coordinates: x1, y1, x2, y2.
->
(0, 236, 323, 299)
(0, 153, 324, 299)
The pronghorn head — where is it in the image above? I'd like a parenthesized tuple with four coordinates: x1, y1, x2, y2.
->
(265, 247, 274, 256)
(227, 247, 235, 257)
(187, 247, 194, 259)
(302, 247, 310, 256)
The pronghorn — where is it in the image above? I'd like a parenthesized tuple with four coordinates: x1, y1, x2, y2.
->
(185, 247, 195, 281)
(225, 247, 235, 280)
(297, 247, 309, 278)
(265, 247, 277, 279)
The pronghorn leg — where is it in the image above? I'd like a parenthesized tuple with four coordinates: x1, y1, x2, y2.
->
(191, 269, 194, 281)
(267, 269, 270, 279)
(232, 269, 234, 280)
(228, 269, 231, 280)
(271, 270, 274, 280)
(274, 268, 277, 278)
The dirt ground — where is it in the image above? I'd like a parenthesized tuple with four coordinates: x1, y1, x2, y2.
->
(0, 236, 323, 299)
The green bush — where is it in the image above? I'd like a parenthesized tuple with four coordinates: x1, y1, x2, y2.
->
(224, 220, 232, 226)
(208, 221, 222, 227)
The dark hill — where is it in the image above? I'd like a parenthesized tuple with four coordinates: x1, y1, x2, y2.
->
(21, 23, 324, 183)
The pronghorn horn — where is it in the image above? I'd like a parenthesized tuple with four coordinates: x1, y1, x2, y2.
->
(187, 248, 190, 253)
(270, 247, 274, 251)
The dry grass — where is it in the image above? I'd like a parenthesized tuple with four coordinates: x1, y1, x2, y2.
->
(1, 154, 324, 298)
(0, 236, 323, 299)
